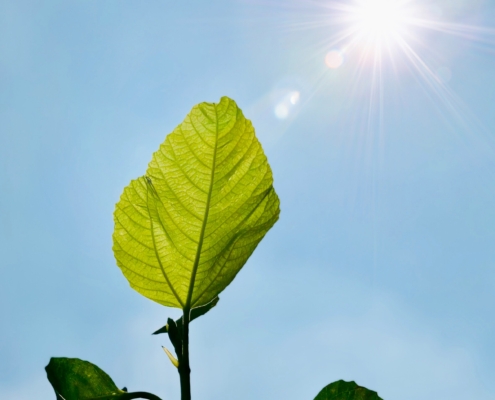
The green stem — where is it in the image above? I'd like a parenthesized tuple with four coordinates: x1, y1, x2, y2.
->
(179, 307, 191, 400)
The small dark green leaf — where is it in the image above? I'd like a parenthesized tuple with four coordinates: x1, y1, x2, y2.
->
(314, 380, 383, 400)
(153, 296, 220, 335)
(166, 318, 182, 357)
(46, 357, 123, 400)
(45, 357, 162, 400)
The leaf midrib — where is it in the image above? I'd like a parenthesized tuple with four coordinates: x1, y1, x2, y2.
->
(185, 103, 221, 310)
(147, 178, 185, 308)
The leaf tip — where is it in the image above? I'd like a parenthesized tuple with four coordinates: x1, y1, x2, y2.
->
(152, 323, 169, 335)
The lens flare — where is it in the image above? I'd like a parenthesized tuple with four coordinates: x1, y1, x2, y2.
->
(325, 50, 344, 68)
(274, 91, 301, 119)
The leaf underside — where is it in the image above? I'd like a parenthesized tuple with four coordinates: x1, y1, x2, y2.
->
(314, 380, 383, 400)
(113, 96, 280, 309)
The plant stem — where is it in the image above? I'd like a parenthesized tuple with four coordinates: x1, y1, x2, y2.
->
(179, 307, 191, 400)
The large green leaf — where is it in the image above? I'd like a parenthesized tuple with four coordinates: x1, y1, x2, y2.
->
(45, 357, 162, 400)
(113, 97, 280, 309)
(314, 380, 383, 400)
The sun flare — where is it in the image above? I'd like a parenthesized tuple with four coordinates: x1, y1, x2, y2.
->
(350, 0, 412, 42)
(302, 0, 495, 147)
(272, 0, 495, 143)
(343, 0, 418, 52)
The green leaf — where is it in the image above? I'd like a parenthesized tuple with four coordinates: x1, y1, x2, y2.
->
(45, 357, 124, 399)
(152, 296, 220, 335)
(113, 97, 280, 309)
(314, 380, 383, 400)
(166, 317, 182, 356)
(45, 358, 162, 400)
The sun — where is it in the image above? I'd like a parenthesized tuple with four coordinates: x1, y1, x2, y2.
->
(352, 0, 411, 39)
(346, 0, 417, 48)
(286, 0, 492, 141)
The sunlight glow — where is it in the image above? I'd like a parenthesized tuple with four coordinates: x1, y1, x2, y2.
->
(313, 0, 495, 143)
(350, 0, 411, 42)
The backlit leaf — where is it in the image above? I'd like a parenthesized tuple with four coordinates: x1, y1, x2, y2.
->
(113, 97, 280, 309)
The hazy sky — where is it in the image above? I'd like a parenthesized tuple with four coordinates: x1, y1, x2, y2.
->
(1, 0, 494, 399)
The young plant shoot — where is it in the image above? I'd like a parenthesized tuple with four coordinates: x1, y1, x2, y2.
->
(45, 97, 382, 400)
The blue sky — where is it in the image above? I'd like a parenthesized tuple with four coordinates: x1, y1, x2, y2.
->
(1, 0, 494, 399)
